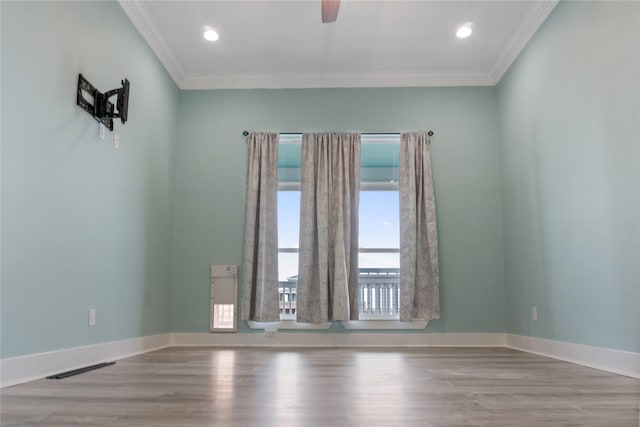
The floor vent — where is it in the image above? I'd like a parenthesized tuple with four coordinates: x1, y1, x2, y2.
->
(46, 362, 115, 379)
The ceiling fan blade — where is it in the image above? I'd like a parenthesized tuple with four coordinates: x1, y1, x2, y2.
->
(322, 0, 340, 23)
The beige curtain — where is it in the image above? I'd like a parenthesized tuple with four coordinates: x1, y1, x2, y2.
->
(296, 133, 361, 323)
(399, 132, 440, 321)
(241, 132, 280, 322)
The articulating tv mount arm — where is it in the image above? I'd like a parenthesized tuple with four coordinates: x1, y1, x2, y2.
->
(76, 74, 129, 131)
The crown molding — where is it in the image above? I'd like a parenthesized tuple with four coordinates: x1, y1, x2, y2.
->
(180, 72, 496, 90)
(491, 0, 559, 83)
(117, 0, 185, 85)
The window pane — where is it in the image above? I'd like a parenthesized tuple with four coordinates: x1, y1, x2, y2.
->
(361, 136, 400, 184)
(359, 136, 400, 320)
(278, 191, 300, 251)
(359, 191, 399, 249)
(278, 135, 302, 188)
(359, 252, 399, 269)
(278, 191, 299, 319)
(278, 252, 298, 282)
(278, 135, 301, 320)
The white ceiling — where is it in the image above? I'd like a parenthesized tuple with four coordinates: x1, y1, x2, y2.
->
(119, 0, 558, 90)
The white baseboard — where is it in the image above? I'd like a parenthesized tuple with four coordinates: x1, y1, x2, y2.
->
(3, 332, 636, 388)
(505, 334, 640, 379)
(0, 333, 171, 388)
(170, 332, 506, 348)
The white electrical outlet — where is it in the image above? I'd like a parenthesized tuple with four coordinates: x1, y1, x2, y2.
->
(99, 123, 106, 140)
(89, 308, 96, 326)
(265, 328, 278, 338)
(531, 306, 538, 321)
(113, 133, 120, 150)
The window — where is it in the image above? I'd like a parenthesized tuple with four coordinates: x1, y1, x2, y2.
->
(358, 135, 400, 320)
(277, 135, 302, 320)
(276, 134, 401, 321)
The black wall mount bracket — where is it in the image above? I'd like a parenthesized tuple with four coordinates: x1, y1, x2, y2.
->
(76, 74, 130, 131)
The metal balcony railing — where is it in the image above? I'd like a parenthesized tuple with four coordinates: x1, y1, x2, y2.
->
(279, 284, 297, 320)
(358, 268, 400, 319)
(278, 267, 400, 320)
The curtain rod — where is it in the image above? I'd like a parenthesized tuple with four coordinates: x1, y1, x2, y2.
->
(242, 131, 434, 137)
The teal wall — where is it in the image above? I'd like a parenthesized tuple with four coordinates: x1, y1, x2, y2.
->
(3, 0, 636, 360)
(497, 1, 640, 353)
(171, 88, 506, 333)
(1, 1, 179, 358)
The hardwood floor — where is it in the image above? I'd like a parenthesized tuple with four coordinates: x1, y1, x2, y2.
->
(2, 347, 639, 426)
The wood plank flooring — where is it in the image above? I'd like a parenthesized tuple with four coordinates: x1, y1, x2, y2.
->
(2, 347, 639, 426)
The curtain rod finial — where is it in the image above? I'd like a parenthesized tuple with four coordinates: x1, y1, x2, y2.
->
(242, 131, 249, 137)
(428, 131, 434, 137)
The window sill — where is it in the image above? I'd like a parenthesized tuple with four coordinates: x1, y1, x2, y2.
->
(247, 320, 332, 330)
(341, 320, 429, 330)
(247, 320, 429, 330)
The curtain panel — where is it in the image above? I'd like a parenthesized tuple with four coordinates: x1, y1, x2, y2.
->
(241, 132, 281, 322)
(399, 132, 440, 321)
(296, 133, 361, 323)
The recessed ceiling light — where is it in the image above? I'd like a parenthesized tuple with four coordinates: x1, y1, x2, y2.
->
(203, 29, 219, 42)
(456, 25, 473, 39)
